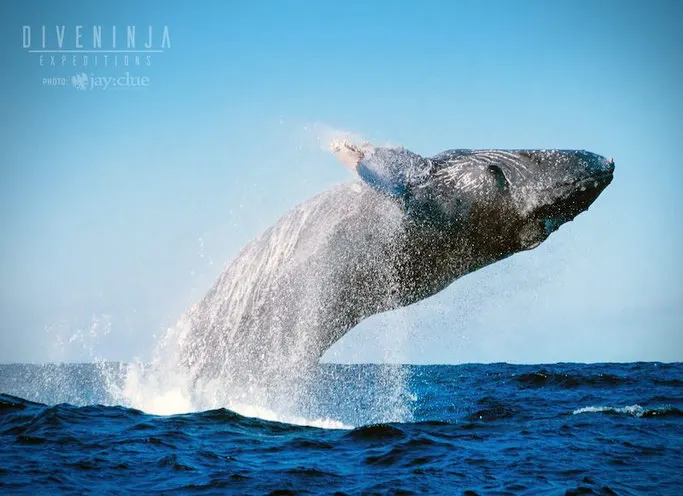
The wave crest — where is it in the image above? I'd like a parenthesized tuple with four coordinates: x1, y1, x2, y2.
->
(572, 404, 682, 418)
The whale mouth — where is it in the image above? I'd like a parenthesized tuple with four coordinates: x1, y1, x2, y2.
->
(533, 171, 613, 229)
(517, 170, 613, 250)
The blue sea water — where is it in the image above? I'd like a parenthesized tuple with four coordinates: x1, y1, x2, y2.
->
(1, 362, 682, 494)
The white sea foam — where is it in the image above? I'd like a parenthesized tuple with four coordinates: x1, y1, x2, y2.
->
(228, 402, 352, 430)
(112, 362, 194, 416)
(573, 404, 646, 417)
(108, 357, 353, 429)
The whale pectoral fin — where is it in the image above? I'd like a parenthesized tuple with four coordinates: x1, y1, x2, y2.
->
(330, 139, 368, 171)
(330, 140, 432, 197)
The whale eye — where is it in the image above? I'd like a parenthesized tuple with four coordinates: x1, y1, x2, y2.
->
(488, 165, 509, 192)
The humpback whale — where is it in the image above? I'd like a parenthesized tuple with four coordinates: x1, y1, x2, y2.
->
(171, 140, 614, 396)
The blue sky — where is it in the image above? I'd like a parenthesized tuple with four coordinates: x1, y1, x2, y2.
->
(0, 0, 681, 363)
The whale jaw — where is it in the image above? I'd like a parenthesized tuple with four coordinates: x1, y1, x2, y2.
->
(513, 167, 613, 253)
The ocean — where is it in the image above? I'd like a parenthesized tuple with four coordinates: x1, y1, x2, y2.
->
(1, 362, 681, 494)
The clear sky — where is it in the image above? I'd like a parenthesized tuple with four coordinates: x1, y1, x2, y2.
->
(1, 0, 681, 364)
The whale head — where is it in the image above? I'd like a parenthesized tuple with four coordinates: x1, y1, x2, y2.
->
(331, 141, 614, 261)
(418, 148, 615, 252)
(503, 149, 614, 250)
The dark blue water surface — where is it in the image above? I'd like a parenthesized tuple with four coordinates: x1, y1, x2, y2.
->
(1, 362, 682, 494)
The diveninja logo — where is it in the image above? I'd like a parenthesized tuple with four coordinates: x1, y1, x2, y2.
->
(22, 25, 171, 89)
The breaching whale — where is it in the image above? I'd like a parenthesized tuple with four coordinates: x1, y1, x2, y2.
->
(173, 140, 614, 393)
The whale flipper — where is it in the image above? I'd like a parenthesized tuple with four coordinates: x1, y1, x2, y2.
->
(330, 140, 433, 197)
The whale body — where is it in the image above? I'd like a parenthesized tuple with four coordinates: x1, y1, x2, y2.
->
(172, 143, 614, 394)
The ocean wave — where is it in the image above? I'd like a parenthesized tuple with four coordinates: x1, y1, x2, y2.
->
(111, 362, 354, 429)
(515, 369, 633, 388)
(226, 401, 351, 430)
(345, 423, 407, 441)
(572, 404, 683, 418)
(465, 396, 517, 421)
(0, 393, 349, 437)
(2, 363, 683, 494)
